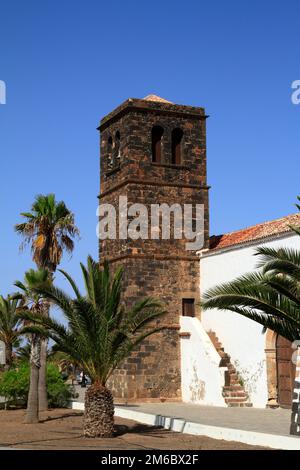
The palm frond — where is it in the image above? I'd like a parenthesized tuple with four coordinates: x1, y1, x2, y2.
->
(27, 256, 165, 384)
(15, 194, 79, 271)
(202, 238, 300, 342)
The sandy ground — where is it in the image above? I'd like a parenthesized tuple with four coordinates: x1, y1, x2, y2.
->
(0, 409, 268, 450)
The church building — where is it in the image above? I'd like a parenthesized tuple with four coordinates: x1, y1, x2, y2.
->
(98, 94, 300, 409)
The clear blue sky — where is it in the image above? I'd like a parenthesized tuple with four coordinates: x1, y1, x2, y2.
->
(0, 0, 299, 296)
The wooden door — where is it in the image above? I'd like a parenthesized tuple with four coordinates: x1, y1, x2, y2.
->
(276, 335, 296, 407)
(182, 299, 195, 317)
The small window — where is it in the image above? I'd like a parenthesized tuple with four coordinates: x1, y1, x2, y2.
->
(171, 128, 183, 165)
(115, 131, 120, 147)
(182, 298, 195, 317)
(107, 136, 113, 168)
(152, 126, 164, 163)
(115, 131, 121, 163)
(108, 136, 113, 152)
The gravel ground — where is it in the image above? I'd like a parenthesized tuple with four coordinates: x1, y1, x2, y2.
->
(0, 409, 269, 450)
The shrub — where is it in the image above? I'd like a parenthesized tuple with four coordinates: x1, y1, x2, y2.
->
(46, 363, 74, 407)
(0, 363, 28, 406)
(0, 362, 74, 408)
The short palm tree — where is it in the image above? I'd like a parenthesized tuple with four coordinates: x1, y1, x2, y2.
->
(0, 296, 23, 369)
(15, 193, 79, 411)
(20, 256, 166, 437)
(201, 232, 300, 434)
(14, 269, 51, 424)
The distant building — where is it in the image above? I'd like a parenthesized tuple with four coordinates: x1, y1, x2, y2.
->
(0, 341, 5, 365)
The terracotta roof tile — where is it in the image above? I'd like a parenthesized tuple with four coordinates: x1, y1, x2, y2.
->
(209, 213, 300, 251)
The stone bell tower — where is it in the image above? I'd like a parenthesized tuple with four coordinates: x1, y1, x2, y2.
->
(98, 94, 209, 401)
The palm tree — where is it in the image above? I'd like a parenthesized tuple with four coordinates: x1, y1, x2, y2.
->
(20, 256, 166, 437)
(14, 269, 51, 424)
(47, 350, 79, 382)
(15, 193, 79, 272)
(16, 341, 32, 362)
(15, 193, 79, 411)
(0, 296, 23, 369)
(201, 235, 300, 434)
(17, 341, 54, 363)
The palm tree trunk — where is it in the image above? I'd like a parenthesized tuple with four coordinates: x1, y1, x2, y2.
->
(83, 383, 114, 438)
(4, 342, 12, 370)
(38, 338, 48, 411)
(38, 300, 50, 411)
(290, 345, 300, 435)
(24, 335, 40, 424)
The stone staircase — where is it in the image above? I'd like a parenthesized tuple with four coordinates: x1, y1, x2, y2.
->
(207, 331, 252, 407)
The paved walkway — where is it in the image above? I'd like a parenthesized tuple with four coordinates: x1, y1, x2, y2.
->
(74, 386, 295, 438)
(117, 402, 294, 437)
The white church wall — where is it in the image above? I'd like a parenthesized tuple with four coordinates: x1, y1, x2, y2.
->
(200, 233, 300, 408)
(180, 316, 226, 406)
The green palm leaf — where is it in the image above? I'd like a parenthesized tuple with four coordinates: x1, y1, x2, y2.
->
(20, 256, 166, 385)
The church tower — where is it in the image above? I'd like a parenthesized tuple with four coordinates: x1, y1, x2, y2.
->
(98, 95, 209, 401)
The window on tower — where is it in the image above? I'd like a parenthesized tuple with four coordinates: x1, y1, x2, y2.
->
(171, 128, 183, 165)
(151, 125, 164, 163)
(108, 135, 113, 151)
(115, 131, 121, 163)
(182, 298, 195, 317)
(107, 135, 113, 168)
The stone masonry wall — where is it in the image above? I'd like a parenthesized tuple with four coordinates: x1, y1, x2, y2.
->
(98, 97, 209, 401)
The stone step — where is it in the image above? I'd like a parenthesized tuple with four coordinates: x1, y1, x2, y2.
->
(225, 397, 250, 405)
(227, 402, 253, 407)
(207, 329, 253, 408)
(218, 351, 230, 359)
(227, 373, 238, 381)
(207, 332, 217, 341)
(223, 385, 244, 392)
(227, 381, 241, 387)
(223, 391, 249, 398)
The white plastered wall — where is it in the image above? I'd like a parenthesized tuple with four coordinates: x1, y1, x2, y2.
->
(200, 233, 300, 408)
(180, 316, 226, 406)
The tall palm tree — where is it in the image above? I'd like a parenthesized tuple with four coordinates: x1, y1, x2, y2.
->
(14, 269, 51, 424)
(20, 256, 166, 437)
(201, 234, 300, 435)
(0, 296, 23, 369)
(15, 193, 79, 411)
(15, 193, 79, 272)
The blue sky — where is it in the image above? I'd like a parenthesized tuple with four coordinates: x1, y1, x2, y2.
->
(0, 0, 299, 296)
